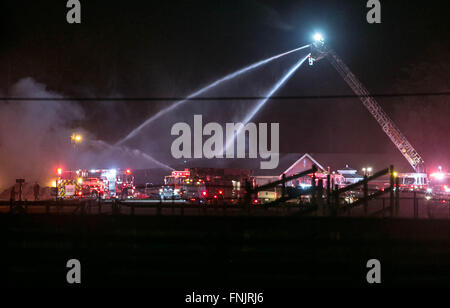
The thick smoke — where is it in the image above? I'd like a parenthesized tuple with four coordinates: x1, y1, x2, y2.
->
(0, 78, 171, 192)
(0, 78, 83, 190)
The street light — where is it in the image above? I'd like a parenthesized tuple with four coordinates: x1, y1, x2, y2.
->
(362, 167, 373, 176)
(71, 133, 83, 144)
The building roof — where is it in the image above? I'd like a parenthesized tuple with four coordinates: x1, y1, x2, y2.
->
(338, 165, 356, 171)
(283, 153, 326, 175)
(341, 173, 364, 179)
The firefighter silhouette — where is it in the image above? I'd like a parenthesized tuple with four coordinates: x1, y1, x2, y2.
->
(33, 182, 40, 201)
(10, 185, 16, 202)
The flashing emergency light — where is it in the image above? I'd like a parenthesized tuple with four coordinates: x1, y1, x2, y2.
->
(77, 178, 83, 184)
(57, 168, 62, 175)
(218, 190, 223, 195)
(393, 171, 398, 178)
(201, 191, 207, 197)
(125, 169, 132, 175)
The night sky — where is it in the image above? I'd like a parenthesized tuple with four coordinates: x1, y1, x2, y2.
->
(0, 0, 449, 186)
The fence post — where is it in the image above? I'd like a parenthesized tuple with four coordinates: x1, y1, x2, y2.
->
(333, 184, 339, 216)
(363, 175, 368, 216)
(80, 201, 85, 215)
(389, 165, 395, 217)
(317, 178, 324, 215)
(98, 197, 102, 214)
(326, 174, 331, 207)
(311, 173, 316, 205)
(413, 191, 418, 218)
(244, 179, 252, 206)
(281, 174, 286, 199)
(157, 200, 162, 216)
(395, 176, 400, 217)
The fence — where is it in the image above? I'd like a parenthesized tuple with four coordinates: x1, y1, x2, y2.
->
(1, 164, 449, 219)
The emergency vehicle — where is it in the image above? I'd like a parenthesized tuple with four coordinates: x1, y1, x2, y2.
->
(87, 168, 136, 199)
(396, 172, 428, 192)
(162, 170, 206, 201)
(56, 168, 83, 199)
(55, 168, 135, 199)
(426, 169, 450, 201)
(162, 168, 252, 204)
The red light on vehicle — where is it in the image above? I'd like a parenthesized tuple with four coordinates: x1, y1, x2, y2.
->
(252, 199, 259, 204)
(132, 186, 136, 190)
(213, 195, 218, 199)
(442, 200, 447, 204)
(77, 191, 82, 196)
(201, 191, 207, 197)
(218, 190, 223, 195)
(123, 183, 127, 187)
(125, 169, 131, 175)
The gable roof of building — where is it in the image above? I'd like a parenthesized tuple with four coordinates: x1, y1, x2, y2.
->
(282, 153, 326, 176)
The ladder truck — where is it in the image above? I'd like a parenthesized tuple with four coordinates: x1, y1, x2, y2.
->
(308, 36, 426, 180)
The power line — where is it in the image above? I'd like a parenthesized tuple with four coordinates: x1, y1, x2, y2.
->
(0, 92, 449, 101)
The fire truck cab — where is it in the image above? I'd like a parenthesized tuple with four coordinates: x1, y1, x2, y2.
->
(162, 170, 206, 201)
(81, 177, 107, 199)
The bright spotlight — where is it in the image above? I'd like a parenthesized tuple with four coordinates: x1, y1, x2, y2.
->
(71, 133, 83, 143)
(313, 33, 324, 42)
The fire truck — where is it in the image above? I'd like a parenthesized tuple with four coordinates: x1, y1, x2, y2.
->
(86, 168, 136, 199)
(162, 168, 252, 203)
(56, 168, 83, 199)
(55, 168, 135, 199)
(162, 170, 206, 201)
(396, 172, 428, 192)
(426, 168, 450, 201)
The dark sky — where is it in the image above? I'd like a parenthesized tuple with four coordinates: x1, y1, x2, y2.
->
(0, 0, 449, 175)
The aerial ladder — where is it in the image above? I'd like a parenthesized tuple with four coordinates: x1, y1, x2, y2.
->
(308, 37, 425, 173)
